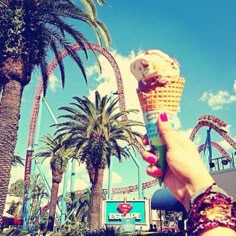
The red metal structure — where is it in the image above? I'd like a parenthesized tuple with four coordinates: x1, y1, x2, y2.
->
(190, 115, 236, 150)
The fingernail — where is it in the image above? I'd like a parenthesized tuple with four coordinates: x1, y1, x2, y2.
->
(160, 112, 168, 122)
(146, 155, 157, 165)
(142, 151, 157, 164)
(146, 166, 163, 178)
(142, 134, 149, 145)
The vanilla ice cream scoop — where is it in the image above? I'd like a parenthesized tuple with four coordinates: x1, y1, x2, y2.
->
(130, 50, 180, 92)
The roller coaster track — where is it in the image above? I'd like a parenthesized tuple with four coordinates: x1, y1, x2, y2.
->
(25, 43, 150, 217)
(41, 114, 236, 216)
(26, 46, 236, 218)
(24, 43, 145, 186)
(198, 141, 232, 160)
(190, 115, 236, 155)
(40, 179, 158, 217)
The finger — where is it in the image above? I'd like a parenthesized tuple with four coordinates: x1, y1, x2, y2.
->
(142, 150, 158, 165)
(146, 165, 163, 178)
(157, 112, 178, 148)
(142, 134, 149, 146)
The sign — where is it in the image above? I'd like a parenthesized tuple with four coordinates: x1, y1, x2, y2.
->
(121, 218, 135, 233)
(104, 200, 146, 224)
(117, 202, 132, 215)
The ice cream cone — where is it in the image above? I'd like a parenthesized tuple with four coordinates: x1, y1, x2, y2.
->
(137, 77, 185, 185)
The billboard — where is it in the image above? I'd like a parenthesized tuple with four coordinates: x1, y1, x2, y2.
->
(103, 200, 148, 225)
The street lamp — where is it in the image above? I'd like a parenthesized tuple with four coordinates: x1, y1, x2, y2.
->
(209, 162, 215, 169)
(221, 159, 229, 166)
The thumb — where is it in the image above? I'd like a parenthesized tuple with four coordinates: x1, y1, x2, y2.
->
(157, 112, 177, 148)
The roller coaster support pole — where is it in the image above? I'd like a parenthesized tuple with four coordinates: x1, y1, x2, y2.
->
(35, 159, 61, 220)
(108, 91, 117, 199)
(22, 148, 33, 230)
(43, 97, 70, 225)
(60, 166, 70, 225)
(42, 97, 58, 124)
(232, 152, 236, 168)
(23, 94, 43, 230)
(126, 146, 143, 199)
(70, 158, 76, 197)
(40, 98, 64, 221)
(207, 128, 213, 163)
(108, 157, 113, 199)
(35, 159, 51, 195)
(130, 152, 143, 199)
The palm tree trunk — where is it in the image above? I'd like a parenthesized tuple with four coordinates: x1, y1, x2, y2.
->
(47, 173, 62, 232)
(88, 168, 104, 230)
(0, 79, 23, 223)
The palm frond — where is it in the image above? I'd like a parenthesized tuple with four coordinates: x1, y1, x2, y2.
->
(80, 0, 97, 20)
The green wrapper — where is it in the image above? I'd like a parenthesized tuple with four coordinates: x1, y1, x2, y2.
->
(143, 110, 175, 186)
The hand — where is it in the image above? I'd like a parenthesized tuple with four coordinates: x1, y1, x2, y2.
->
(142, 112, 214, 210)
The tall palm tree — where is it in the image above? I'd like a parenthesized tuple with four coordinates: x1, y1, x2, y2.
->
(34, 134, 76, 231)
(0, 0, 110, 223)
(55, 91, 143, 230)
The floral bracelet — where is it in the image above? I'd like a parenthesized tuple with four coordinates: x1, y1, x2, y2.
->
(187, 183, 236, 235)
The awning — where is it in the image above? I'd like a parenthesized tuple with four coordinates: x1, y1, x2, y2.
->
(151, 188, 186, 213)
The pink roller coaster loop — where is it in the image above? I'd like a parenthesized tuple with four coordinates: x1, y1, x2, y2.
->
(190, 114, 236, 152)
(198, 141, 232, 161)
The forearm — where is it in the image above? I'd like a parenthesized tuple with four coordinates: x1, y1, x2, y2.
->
(201, 227, 236, 236)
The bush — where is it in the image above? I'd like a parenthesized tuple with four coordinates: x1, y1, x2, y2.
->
(84, 225, 121, 236)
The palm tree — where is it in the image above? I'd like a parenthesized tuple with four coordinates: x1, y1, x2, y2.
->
(34, 134, 76, 231)
(75, 188, 91, 223)
(8, 179, 24, 197)
(29, 174, 49, 227)
(55, 91, 143, 230)
(0, 0, 110, 223)
(73, 187, 107, 223)
(12, 154, 24, 167)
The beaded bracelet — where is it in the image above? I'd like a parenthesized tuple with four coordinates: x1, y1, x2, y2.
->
(187, 183, 236, 235)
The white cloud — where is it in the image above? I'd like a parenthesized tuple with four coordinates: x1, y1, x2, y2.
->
(179, 128, 202, 147)
(48, 74, 60, 93)
(87, 49, 183, 133)
(233, 80, 236, 92)
(58, 162, 90, 194)
(103, 168, 122, 185)
(218, 138, 236, 151)
(200, 80, 236, 110)
(9, 166, 25, 185)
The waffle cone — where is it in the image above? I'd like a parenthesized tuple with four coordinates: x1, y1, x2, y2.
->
(137, 77, 185, 113)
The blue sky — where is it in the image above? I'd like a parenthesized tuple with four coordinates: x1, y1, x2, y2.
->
(10, 0, 236, 199)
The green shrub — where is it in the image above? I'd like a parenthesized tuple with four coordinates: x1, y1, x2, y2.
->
(84, 225, 122, 236)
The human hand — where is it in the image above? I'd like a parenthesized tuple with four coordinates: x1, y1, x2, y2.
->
(142, 112, 214, 210)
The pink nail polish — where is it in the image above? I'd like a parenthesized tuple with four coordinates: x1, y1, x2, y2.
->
(153, 168, 163, 177)
(146, 156, 157, 165)
(147, 166, 163, 178)
(160, 112, 168, 122)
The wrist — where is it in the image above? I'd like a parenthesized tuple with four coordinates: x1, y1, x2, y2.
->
(182, 177, 215, 212)
(187, 183, 236, 235)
